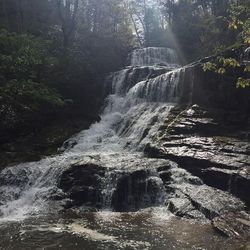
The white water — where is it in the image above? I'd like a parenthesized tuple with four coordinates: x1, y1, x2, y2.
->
(0, 47, 186, 220)
(129, 47, 178, 67)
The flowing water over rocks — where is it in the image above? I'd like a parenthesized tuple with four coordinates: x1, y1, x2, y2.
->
(0, 47, 249, 249)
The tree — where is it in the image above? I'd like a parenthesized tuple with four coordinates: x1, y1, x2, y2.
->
(0, 0, 54, 35)
(203, 0, 250, 88)
(161, 0, 237, 61)
(56, 0, 79, 48)
(125, 0, 170, 47)
(0, 0, 134, 124)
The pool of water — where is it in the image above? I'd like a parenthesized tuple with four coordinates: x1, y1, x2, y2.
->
(0, 209, 248, 250)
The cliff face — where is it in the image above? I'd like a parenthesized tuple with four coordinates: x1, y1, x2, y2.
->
(146, 104, 249, 198)
(144, 103, 250, 237)
(143, 49, 250, 237)
(188, 64, 250, 112)
(180, 45, 250, 112)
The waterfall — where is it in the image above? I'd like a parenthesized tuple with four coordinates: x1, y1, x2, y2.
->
(129, 47, 178, 67)
(0, 47, 188, 219)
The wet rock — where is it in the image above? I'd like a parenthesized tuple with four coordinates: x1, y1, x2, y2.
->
(0, 168, 34, 188)
(112, 170, 165, 212)
(149, 104, 250, 207)
(106, 65, 171, 95)
(170, 183, 246, 219)
(58, 163, 105, 208)
(169, 167, 203, 186)
(144, 143, 166, 158)
(168, 197, 206, 220)
(159, 170, 172, 183)
(212, 212, 250, 238)
(58, 156, 175, 211)
(59, 139, 77, 152)
(163, 137, 249, 170)
(160, 161, 245, 220)
(157, 164, 175, 172)
(202, 167, 250, 207)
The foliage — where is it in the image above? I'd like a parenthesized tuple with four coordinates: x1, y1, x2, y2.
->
(202, 0, 250, 88)
(203, 55, 249, 87)
(0, 29, 55, 82)
(0, 0, 134, 127)
(203, 62, 217, 72)
(161, 0, 249, 88)
(236, 77, 250, 88)
(161, 0, 238, 61)
(0, 29, 64, 132)
(0, 80, 64, 109)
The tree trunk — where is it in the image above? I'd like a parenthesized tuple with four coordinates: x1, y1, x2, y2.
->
(18, 0, 24, 33)
(2, 0, 10, 30)
(57, 0, 79, 49)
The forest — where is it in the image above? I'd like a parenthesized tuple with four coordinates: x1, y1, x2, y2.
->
(0, 0, 250, 249)
(0, 0, 249, 141)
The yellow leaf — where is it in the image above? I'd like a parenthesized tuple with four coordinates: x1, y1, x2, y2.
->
(244, 37, 250, 45)
(217, 68, 226, 74)
(244, 66, 250, 72)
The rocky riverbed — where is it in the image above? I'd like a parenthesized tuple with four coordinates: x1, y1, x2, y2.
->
(0, 47, 249, 249)
(145, 104, 250, 238)
(54, 104, 250, 240)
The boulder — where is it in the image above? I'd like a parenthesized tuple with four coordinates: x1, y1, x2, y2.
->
(212, 212, 250, 238)
(170, 183, 246, 219)
(168, 197, 206, 220)
(111, 169, 165, 212)
(58, 162, 105, 208)
(147, 104, 250, 207)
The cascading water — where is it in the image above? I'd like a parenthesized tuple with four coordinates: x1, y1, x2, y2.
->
(129, 47, 178, 67)
(0, 48, 247, 250)
(0, 47, 184, 220)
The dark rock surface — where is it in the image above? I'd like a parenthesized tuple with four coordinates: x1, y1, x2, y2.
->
(58, 161, 105, 208)
(111, 169, 165, 212)
(58, 155, 173, 211)
(156, 160, 247, 223)
(169, 183, 245, 219)
(144, 104, 250, 238)
(167, 197, 207, 220)
(55, 68, 250, 237)
(185, 54, 250, 112)
(212, 211, 250, 238)
(145, 105, 250, 207)
(57, 153, 249, 238)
